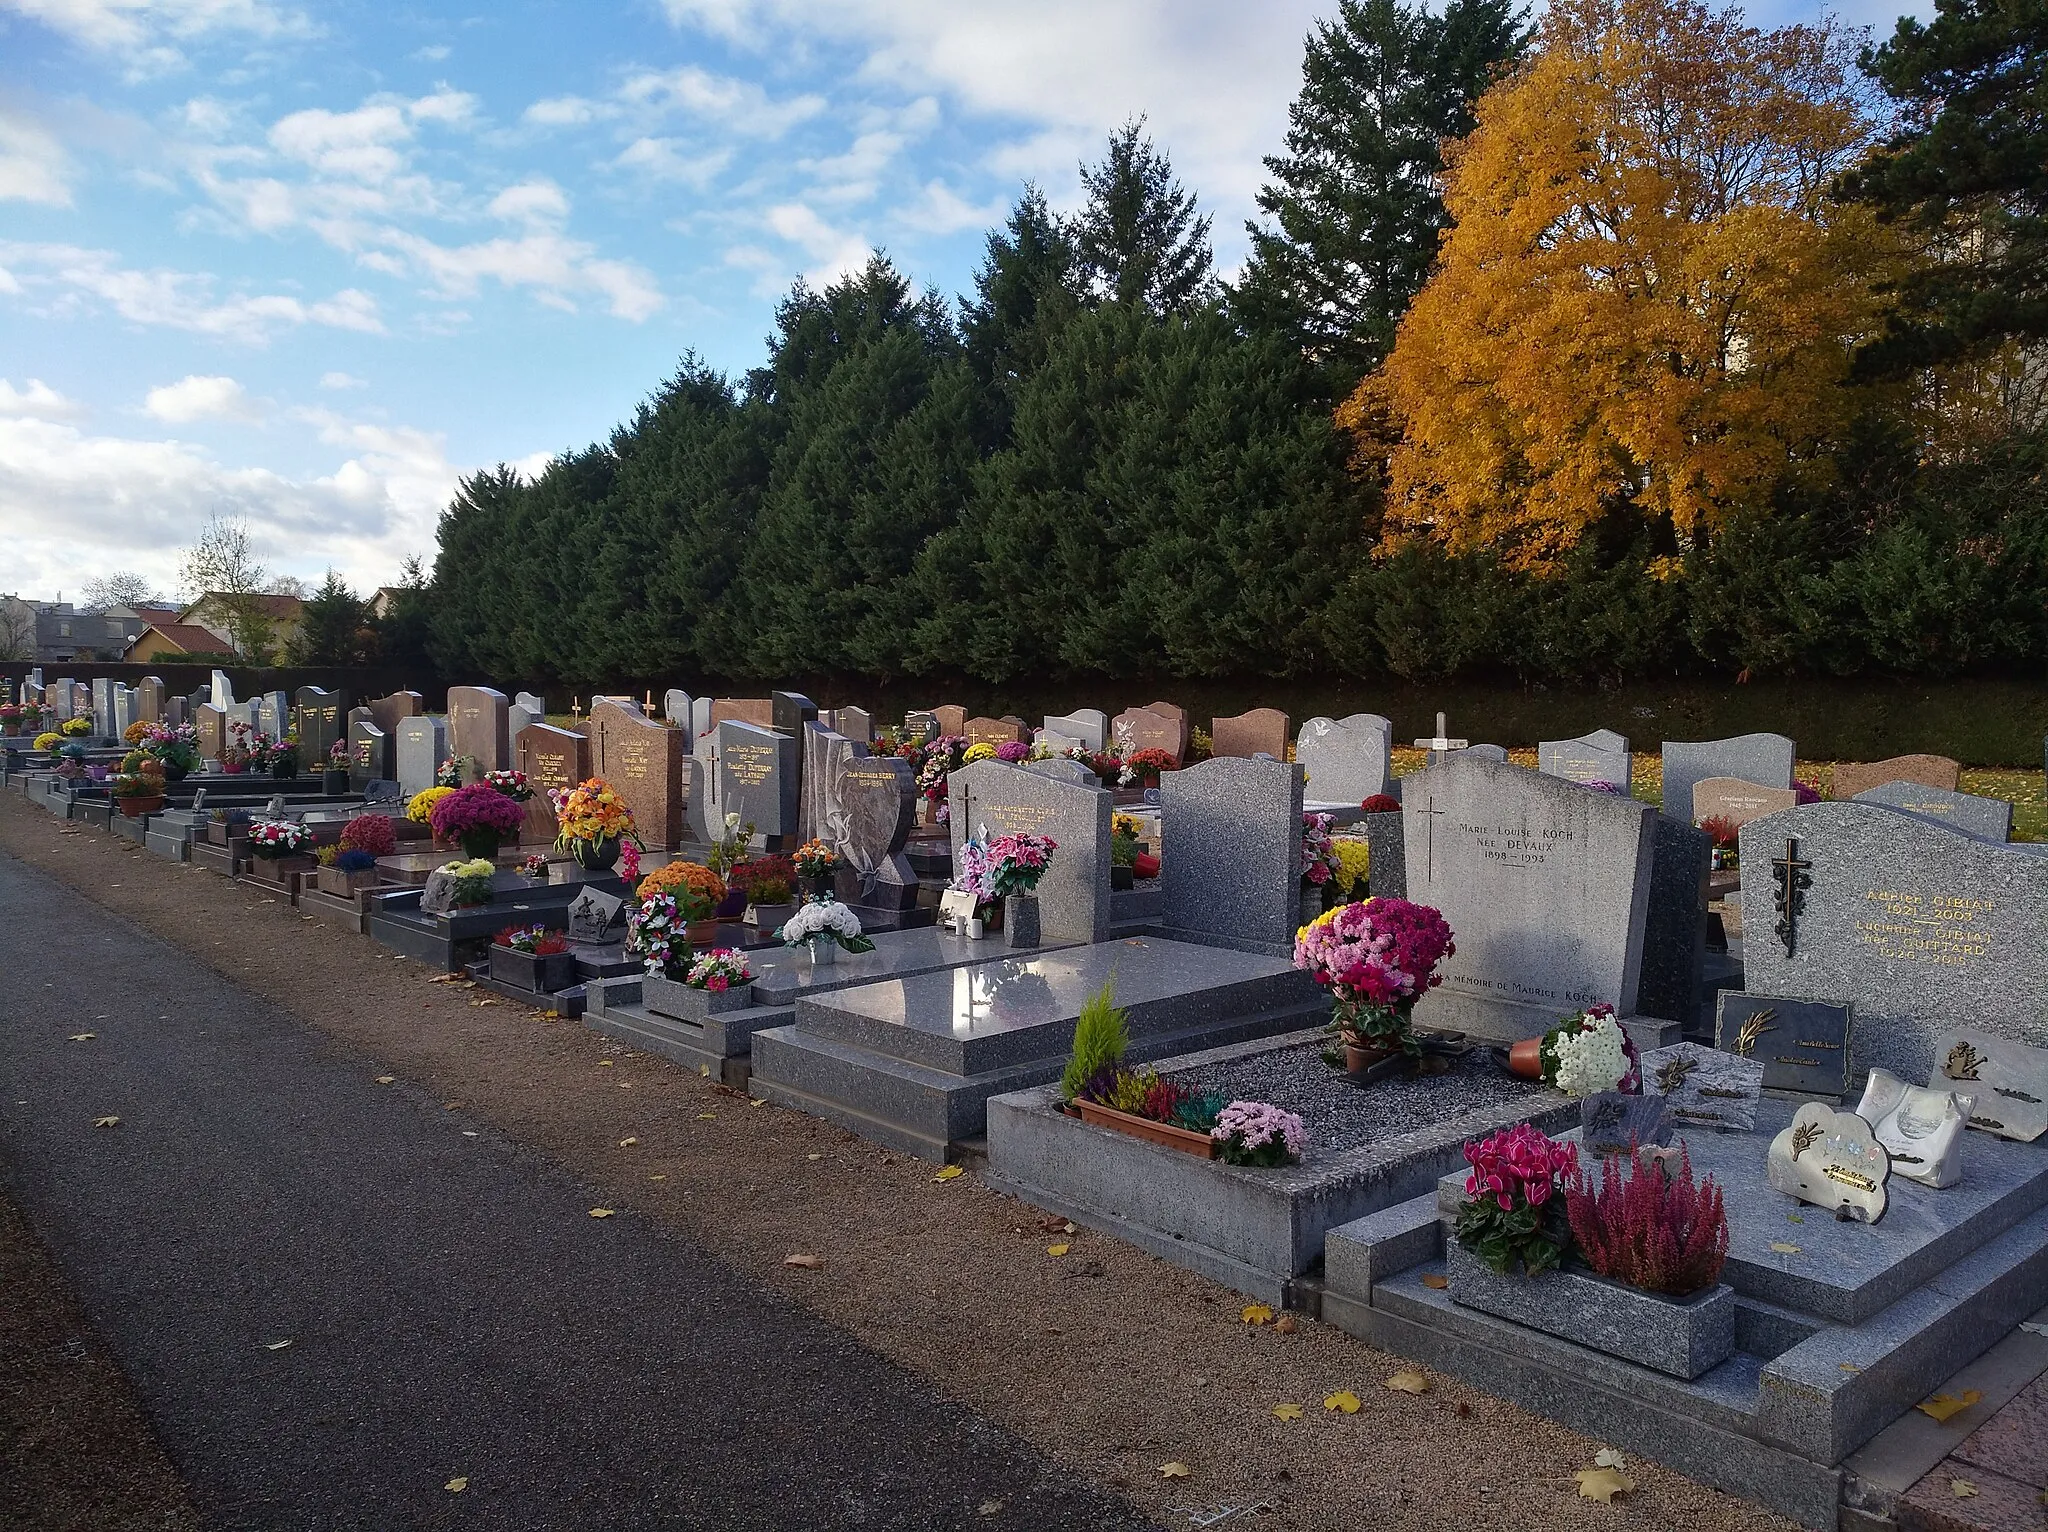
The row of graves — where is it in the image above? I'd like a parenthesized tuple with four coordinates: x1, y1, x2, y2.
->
(8, 666, 2046, 1529)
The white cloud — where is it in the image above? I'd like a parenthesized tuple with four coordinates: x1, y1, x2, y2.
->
(377, 228, 664, 320)
(0, 377, 84, 418)
(488, 176, 568, 225)
(764, 201, 870, 286)
(318, 370, 365, 389)
(143, 372, 256, 421)
(0, 110, 72, 206)
(1, 241, 385, 344)
(267, 101, 411, 182)
(895, 178, 1008, 236)
(409, 43, 449, 62)
(2, 0, 316, 74)
(617, 66, 825, 138)
(613, 136, 729, 189)
(522, 95, 598, 128)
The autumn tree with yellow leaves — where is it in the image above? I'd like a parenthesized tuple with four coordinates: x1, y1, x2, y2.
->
(1352, 0, 1898, 568)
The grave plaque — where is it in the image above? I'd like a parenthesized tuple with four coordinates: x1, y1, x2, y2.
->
(1739, 801, 2048, 1081)
(293, 686, 347, 764)
(1210, 708, 1291, 761)
(1854, 781, 2012, 844)
(1042, 709, 1107, 753)
(1580, 1092, 1672, 1158)
(829, 755, 919, 913)
(1931, 1029, 2048, 1142)
(1715, 991, 1853, 1098)
(515, 722, 590, 846)
(1661, 733, 1795, 822)
(708, 698, 774, 731)
(590, 700, 684, 850)
(1538, 728, 1631, 790)
(134, 676, 164, 724)
(1767, 1103, 1890, 1223)
(716, 720, 798, 838)
(567, 887, 627, 944)
(1831, 754, 1960, 802)
(1642, 1041, 1763, 1131)
(949, 760, 1111, 944)
(963, 716, 1027, 749)
(1691, 776, 1798, 829)
(1296, 715, 1393, 805)
(395, 716, 447, 799)
(1856, 1070, 1971, 1188)
(1110, 706, 1183, 765)
(195, 704, 225, 763)
(930, 705, 967, 737)
(1158, 756, 1302, 957)
(349, 720, 389, 791)
(447, 686, 511, 773)
(799, 723, 867, 843)
(771, 691, 818, 739)
(1403, 754, 1657, 1042)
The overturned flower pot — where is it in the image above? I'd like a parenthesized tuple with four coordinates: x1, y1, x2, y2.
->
(1444, 1240, 1734, 1380)
(644, 973, 756, 1021)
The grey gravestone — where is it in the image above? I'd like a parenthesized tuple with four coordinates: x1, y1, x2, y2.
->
(1021, 758, 1097, 788)
(255, 695, 284, 741)
(112, 684, 134, 739)
(690, 697, 712, 745)
(949, 760, 1111, 945)
(1359, 810, 1405, 899)
(1538, 728, 1631, 790)
(349, 720, 389, 791)
(395, 716, 447, 798)
(800, 723, 867, 843)
(1715, 991, 1853, 1098)
(830, 755, 919, 913)
(1636, 817, 1711, 1029)
(195, 704, 225, 763)
(92, 679, 113, 733)
(684, 757, 716, 846)
(902, 710, 939, 744)
(1297, 715, 1393, 805)
(260, 689, 290, 732)
(515, 690, 545, 718)
(1042, 708, 1107, 753)
(210, 670, 235, 708)
(506, 700, 540, 744)
(1580, 1092, 1672, 1158)
(49, 679, 73, 720)
(165, 695, 187, 727)
(1854, 780, 2012, 844)
(135, 676, 164, 724)
(184, 687, 208, 726)
(1158, 756, 1302, 958)
(1403, 754, 1658, 1042)
(1740, 801, 2048, 1081)
(831, 705, 872, 745)
(1463, 744, 1510, 763)
(1661, 733, 1794, 822)
(717, 720, 798, 838)
(293, 687, 346, 764)
(1642, 1041, 1763, 1132)
(447, 686, 510, 773)
(567, 887, 626, 944)
(663, 689, 691, 730)
(771, 691, 818, 739)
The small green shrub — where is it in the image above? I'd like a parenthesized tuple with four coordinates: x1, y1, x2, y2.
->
(1060, 977, 1129, 1101)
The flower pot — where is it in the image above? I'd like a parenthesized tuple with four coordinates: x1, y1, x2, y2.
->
(322, 768, 348, 796)
(1506, 1037, 1545, 1080)
(248, 853, 315, 884)
(750, 901, 797, 931)
(1443, 1240, 1735, 1380)
(807, 937, 837, 967)
(1344, 1041, 1404, 1076)
(1300, 884, 1324, 927)
(222, 761, 246, 775)
(317, 866, 382, 897)
(488, 944, 578, 993)
(1110, 864, 1134, 891)
(270, 752, 298, 780)
(459, 830, 503, 862)
(1073, 1098, 1218, 1159)
(571, 835, 622, 872)
(801, 873, 833, 900)
(643, 973, 756, 1021)
(715, 887, 748, 918)
(117, 795, 165, 818)
(1132, 851, 1160, 880)
(1004, 893, 1041, 948)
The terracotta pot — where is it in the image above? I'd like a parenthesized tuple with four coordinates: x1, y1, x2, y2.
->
(117, 795, 165, 817)
(1073, 1099, 1217, 1159)
(1344, 1041, 1403, 1075)
(1506, 1037, 1545, 1080)
(1132, 851, 1160, 879)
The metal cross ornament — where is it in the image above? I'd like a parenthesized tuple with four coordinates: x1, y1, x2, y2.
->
(1772, 836, 1811, 958)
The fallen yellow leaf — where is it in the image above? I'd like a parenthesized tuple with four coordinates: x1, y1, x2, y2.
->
(374, 1075, 395, 1085)
(1241, 1304, 1275, 1326)
(1420, 1273, 1448, 1290)
(67, 1033, 94, 1041)
(698, 1064, 710, 1077)
(648, 1174, 667, 1181)
(1385, 1370, 1430, 1395)
(618, 1137, 638, 1146)
(1159, 1462, 1191, 1480)
(1047, 1243, 1070, 1257)
(750, 1097, 768, 1108)
(92, 1116, 119, 1129)
(597, 1059, 614, 1067)
(1575, 1466, 1634, 1503)
(1950, 1478, 1978, 1499)
(1916, 1390, 1982, 1423)
(785, 1253, 823, 1269)
(934, 1165, 965, 1181)
(1770, 1242, 1801, 1254)
(1839, 1362, 1862, 1373)
(696, 1113, 716, 1120)
(1324, 1391, 1362, 1414)
(589, 1208, 615, 1219)
(445, 1477, 468, 1493)
(1594, 1447, 1625, 1469)
(1272, 1403, 1304, 1421)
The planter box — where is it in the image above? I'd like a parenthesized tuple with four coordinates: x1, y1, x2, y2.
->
(317, 866, 382, 897)
(644, 972, 756, 1021)
(1072, 1099, 1216, 1159)
(117, 795, 165, 818)
(246, 853, 315, 884)
(1443, 1239, 1734, 1380)
(488, 944, 578, 993)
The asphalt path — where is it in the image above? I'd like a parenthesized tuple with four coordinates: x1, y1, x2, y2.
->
(0, 852, 1147, 1531)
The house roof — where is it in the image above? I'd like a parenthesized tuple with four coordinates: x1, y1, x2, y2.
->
(130, 622, 236, 656)
(132, 604, 182, 624)
(180, 592, 306, 622)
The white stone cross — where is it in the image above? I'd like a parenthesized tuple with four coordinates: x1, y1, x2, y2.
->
(1412, 712, 1469, 753)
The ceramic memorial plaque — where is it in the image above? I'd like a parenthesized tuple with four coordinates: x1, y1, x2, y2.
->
(567, 887, 626, 944)
(1767, 1102, 1891, 1222)
(1714, 991, 1853, 1097)
(1855, 1070, 1972, 1189)
(1579, 1092, 1673, 1158)
(1642, 1042, 1762, 1132)
(1931, 1030, 2048, 1142)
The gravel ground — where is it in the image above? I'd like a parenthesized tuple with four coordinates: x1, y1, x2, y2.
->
(0, 791, 1793, 1532)
(1168, 1040, 1549, 1159)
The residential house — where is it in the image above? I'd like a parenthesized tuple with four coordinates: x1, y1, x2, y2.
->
(177, 592, 306, 663)
(126, 622, 238, 663)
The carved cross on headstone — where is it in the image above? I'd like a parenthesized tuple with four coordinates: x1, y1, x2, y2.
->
(1418, 795, 1449, 879)
(1412, 712, 1469, 753)
(1772, 836, 1811, 958)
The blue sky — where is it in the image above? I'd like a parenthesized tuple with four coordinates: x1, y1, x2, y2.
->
(1, 0, 1925, 604)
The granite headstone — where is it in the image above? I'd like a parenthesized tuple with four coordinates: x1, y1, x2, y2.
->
(717, 720, 798, 838)
(963, 716, 1028, 749)
(134, 676, 164, 724)
(515, 722, 590, 846)
(1538, 728, 1631, 790)
(1831, 754, 1960, 802)
(1110, 706, 1184, 765)
(447, 686, 511, 774)
(293, 686, 347, 764)
(1209, 708, 1291, 761)
(1691, 776, 1799, 829)
(771, 691, 818, 739)
(828, 755, 920, 915)
(1854, 780, 2012, 843)
(1042, 709, 1107, 753)
(1661, 733, 1795, 822)
(395, 715, 447, 799)
(1158, 756, 1302, 957)
(589, 700, 684, 849)
(1296, 714, 1393, 805)
(799, 723, 867, 843)
(948, 759, 1111, 944)
(349, 719, 389, 792)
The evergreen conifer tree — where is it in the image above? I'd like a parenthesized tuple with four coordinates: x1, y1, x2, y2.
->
(1071, 120, 1215, 314)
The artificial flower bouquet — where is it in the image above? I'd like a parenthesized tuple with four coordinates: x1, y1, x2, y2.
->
(34, 731, 62, 755)
(484, 768, 532, 801)
(1121, 747, 1176, 787)
(246, 818, 312, 859)
(328, 739, 352, 767)
(912, 735, 969, 802)
(1329, 837, 1371, 897)
(435, 756, 467, 788)
(1110, 812, 1143, 868)
(550, 778, 642, 860)
(1455, 1124, 1579, 1276)
(1537, 1004, 1640, 1098)
(1293, 897, 1454, 1060)
(137, 723, 202, 777)
(683, 948, 754, 992)
(983, 832, 1055, 899)
(626, 891, 690, 978)
(780, 899, 875, 954)
(703, 809, 750, 879)
(1301, 811, 1339, 887)
(793, 838, 840, 891)
(493, 924, 571, 956)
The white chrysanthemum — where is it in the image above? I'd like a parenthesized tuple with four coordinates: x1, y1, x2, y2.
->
(1551, 1014, 1628, 1097)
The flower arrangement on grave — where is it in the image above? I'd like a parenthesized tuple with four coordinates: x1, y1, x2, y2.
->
(1455, 1124, 1579, 1276)
(617, 840, 640, 888)
(1564, 1142, 1729, 1297)
(1210, 1101, 1309, 1167)
(443, 857, 497, 907)
(636, 860, 726, 922)
(1361, 793, 1400, 814)
(1294, 897, 1455, 1063)
(550, 777, 642, 870)
(683, 947, 753, 992)
(315, 843, 340, 867)
(436, 756, 468, 788)
(1301, 812, 1340, 890)
(334, 848, 379, 874)
(793, 839, 840, 895)
(328, 739, 351, 767)
(408, 786, 455, 823)
(60, 714, 92, 738)
(732, 853, 795, 907)
(246, 818, 312, 859)
(1330, 837, 1371, 897)
(484, 768, 531, 801)
(34, 731, 62, 755)
(123, 720, 150, 744)
(963, 742, 998, 764)
(1524, 1004, 1640, 1097)
(1697, 814, 1739, 871)
(1584, 779, 1625, 796)
(702, 809, 752, 880)
(520, 853, 550, 879)
(995, 740, 1031, 763)
(1187, 726, 1214, 762)
(111, 760, 167, 801)
(779, 898, 875, 954)
(338, 813, 397, 859)
(1110, 813, 1143, 868)
(912, 735, 969, 802)
(1123, 747, 1176, 788)
(493, 923, 571, 956)
(135, 722, 201, 778)
(430, 781, 526, 861)
(626, 891, 690, 978)
(0, 703, 20, 732)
